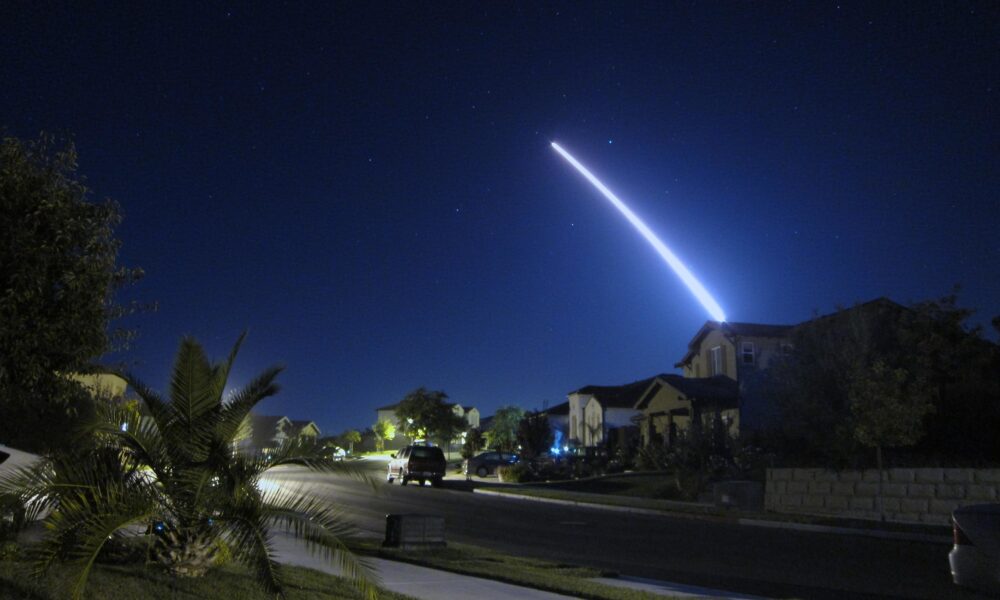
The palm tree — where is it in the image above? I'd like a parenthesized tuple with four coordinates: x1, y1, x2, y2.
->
(0, 334, 377, 599)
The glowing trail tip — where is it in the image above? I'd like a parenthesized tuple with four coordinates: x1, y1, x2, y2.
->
(550, 141, 727, 322)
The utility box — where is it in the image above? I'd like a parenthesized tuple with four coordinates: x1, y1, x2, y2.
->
(382, 514, 447, 549)
(713, 480, 764, 511)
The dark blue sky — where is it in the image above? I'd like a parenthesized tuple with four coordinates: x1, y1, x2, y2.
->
(3, 3, 997, 434)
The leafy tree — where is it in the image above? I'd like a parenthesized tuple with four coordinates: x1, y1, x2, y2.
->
(901, 293, 1000, 464)
(0, 335, 375, 599)
(371, 419, 395, 452)
(851, 360, 934, 520)
(486, 406, 524, 452)
(763, 293, 999, 467)
(394, 388, 465, 448)
(0, 134, 143, 453)
(430, 406, 468, 456)
(394, 388, 447, 439)
(517, 411, 552, 459)
(340, 429, 361, 454)
(461, 427, 484, 459)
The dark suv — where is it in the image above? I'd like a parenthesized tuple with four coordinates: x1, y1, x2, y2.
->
(386, 445, 446, 487)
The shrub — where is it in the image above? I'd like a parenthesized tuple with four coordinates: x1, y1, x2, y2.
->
(0, 541, 20, 560)
(497, 462, 532, 483)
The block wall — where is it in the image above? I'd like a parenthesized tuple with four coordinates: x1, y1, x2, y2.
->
(765, 468, 1000, 525)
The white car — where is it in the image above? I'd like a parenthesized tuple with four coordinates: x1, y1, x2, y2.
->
(950, 504, 1000, 593)
(0, 445, 42, 480)
(0, 444, 46, 523)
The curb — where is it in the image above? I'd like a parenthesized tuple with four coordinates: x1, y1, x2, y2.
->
(472, 489, 952, 545)
(735, 518, 951, 544)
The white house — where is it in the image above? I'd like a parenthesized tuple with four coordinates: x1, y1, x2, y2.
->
(567, 376, 660, 447)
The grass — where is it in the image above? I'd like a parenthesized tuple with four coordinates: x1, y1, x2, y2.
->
(486, 475, 951, 535)
(528, 472, 684, 499)
(0, 559, 416, 600)
(483, 473, 723, 517)
(350, 539, 679, 600)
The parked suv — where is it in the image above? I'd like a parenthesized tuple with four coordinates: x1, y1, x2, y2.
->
(386, 445, 446, 487)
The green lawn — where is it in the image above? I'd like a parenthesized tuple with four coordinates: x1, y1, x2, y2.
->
(528, 472, 684, 499)
(487, 476, 951, 535)
(352, 540, 678, 600)
(0, 560, 416, 600)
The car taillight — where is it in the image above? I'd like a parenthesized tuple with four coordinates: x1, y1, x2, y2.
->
(953, 519, 974, 546)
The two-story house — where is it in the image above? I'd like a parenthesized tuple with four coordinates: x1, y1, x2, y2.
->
(673, 320, 794, 434)
(247, 415, 321, 453)
(567, 377, 656, 447)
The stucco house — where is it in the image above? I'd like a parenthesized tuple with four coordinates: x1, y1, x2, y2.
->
(567, 377, 657, 447)
(638, 298, 908, 445)
(632, 374, 739, 446)
(68, 372, 128, 400)
(247, 415, 320, 453)
(671, 320, 794, 435)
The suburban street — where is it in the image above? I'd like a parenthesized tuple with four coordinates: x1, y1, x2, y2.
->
(264, 462, 982, 600)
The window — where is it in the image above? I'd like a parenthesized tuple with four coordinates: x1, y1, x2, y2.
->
(710, 346, 723, 375)
(741, 342, 755, 365)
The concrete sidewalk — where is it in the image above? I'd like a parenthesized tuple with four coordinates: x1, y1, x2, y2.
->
(270, 532, 574, 600)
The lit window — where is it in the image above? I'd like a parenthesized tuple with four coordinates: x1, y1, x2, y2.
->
(741, 342, 755, 365)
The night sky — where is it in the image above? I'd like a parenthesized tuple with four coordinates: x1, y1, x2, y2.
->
(2, 3, 997, 435)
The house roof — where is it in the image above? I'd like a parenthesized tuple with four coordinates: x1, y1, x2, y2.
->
(250, 415, 286, 431)
(289, 419, 319, 436)
(376, 403, 399, 411)
(633, 375, 738, 409)
(250, 415, 289, 446)
(570, 375, 671, 409)
(676, 321, 794, 367)
(675, 297, 909, 367)
(542, 401, 569, 416)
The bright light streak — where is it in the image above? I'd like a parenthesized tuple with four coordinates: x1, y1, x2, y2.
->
(551, 142, 727, 322)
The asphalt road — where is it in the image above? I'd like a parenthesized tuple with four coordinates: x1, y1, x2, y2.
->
(264, 463, 985, 600)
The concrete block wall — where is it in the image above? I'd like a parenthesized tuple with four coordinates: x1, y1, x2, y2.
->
(765, 468, 1000, 525)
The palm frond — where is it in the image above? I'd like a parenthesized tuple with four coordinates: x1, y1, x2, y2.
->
(215, 502, 284, 596)
(34, 488, 159, 599)
(262, 487, 380, 600)
(214, 365, 283, 445)
(0, 458, 58, 524)
(82, 403, 171, 484)
(168, 337, 219, 443)
(121, 370, 175, 436)
(210, 331, 247, 404)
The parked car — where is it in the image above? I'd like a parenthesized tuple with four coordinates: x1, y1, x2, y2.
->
(0, 445, 46, 523)
(463, 451, 518, 478)
(950, 504, 1000, 593)
(386, 445, 446, 487)
(0, 445, 42, 480)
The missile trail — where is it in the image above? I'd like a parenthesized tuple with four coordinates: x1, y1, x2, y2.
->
(551, 141, 727, 322)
